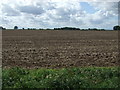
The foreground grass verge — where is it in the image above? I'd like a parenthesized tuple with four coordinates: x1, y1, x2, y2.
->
(2, 67, 120, 88)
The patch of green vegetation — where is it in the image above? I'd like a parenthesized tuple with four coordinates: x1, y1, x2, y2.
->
(2, 67, 120, 88)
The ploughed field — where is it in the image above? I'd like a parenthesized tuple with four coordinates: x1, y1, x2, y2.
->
(2, 30, 118, 69)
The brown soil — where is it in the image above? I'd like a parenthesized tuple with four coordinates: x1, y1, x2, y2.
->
(2, 30, 119, 69)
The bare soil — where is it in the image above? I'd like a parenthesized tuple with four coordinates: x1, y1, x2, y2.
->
(2, 30, 119, 69)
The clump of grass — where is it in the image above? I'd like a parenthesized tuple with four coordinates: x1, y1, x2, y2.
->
(2, 67, 120, 88)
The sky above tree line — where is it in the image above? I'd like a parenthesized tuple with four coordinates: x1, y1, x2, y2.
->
(0, 0, 119, 30)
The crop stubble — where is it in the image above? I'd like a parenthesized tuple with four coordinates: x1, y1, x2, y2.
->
(2, 30, 119, 69)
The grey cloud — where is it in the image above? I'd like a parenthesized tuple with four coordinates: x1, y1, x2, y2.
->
(18, 5, 44, 15)
(2, 4, 21, 16)
(90, 19, 104, 24)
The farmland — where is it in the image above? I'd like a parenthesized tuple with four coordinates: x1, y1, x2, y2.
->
(2, 30, 118, 69)
(2, 30, 119, 88)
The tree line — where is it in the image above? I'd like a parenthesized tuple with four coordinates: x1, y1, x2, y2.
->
(1, 25, 120, 30)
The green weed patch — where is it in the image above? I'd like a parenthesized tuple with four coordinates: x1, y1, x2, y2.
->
(2, 67, 120, 88)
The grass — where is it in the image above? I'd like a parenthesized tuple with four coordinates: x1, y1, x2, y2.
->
(2, 67, 120, 88)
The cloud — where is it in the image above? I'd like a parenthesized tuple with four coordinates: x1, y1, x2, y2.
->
(0, 0, 118, 29)
(88, 2, 118, 16)
(18, 5, 44, 15)
(2, 4, 21, 16)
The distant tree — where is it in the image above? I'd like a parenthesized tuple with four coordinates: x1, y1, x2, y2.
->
(39, 28, 44, 30)
(22, 28, 24, 30)
(14, 26, 18, 30)
(87, 28, 90, 30)
(100, 29, 105, 31)
(0, 26, 6, 30)
(54, 27, 80, 30)
(81, 29, 85, 30)
(46, 28, 51, 30)
(3, 28, 6, 30)
(0, 26, 3, 30)
(93, 28, 98, 30)
(113, 25, 120, 30)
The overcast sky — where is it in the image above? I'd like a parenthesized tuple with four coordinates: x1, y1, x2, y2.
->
(0, 0, 119, 29)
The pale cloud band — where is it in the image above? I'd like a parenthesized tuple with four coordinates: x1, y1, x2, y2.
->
(0, 0, 119, 29)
